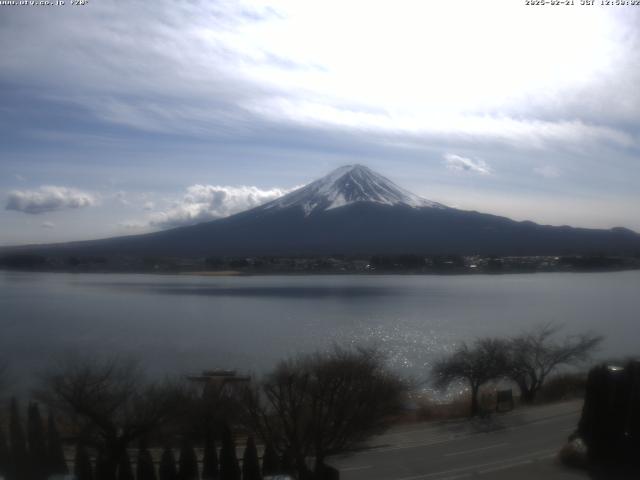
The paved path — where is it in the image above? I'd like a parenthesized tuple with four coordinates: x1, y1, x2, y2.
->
(329, 400, 588, 480)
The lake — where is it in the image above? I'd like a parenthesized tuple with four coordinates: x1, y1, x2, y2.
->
(1, 270, 638, 394)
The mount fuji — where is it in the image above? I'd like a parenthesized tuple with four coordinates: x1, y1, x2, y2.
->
(260, 164, 445, 215)
(4, 165, 640, 258)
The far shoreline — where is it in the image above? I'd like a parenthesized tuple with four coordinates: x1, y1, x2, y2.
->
(2, 266, 640, 277)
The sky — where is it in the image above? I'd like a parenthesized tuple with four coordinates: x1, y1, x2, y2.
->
(1, 0, 639, 246)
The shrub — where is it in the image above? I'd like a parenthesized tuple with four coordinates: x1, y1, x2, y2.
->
(74, 443, 94, 480)
(159, 447, 178, 480)
(178, 439, 199, 480)
(219, 425, 240, 480)
(558, 438, 588, 469)
(536, 373, 586, 403)
(242, 436, 261, 480)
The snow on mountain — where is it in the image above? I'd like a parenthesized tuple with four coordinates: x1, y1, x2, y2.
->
(262, 164, 446, 216)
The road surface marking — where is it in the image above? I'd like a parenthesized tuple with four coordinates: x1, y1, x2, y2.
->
(358, 435, 460, 455)
(437, 474, 471, 480)
(390, 448, 557, 480)
(364, 411, 574, 454)
(357, 413, 573, 455)
(377, 406, 580, 439)
(340, 465, 373, 472)
(364, 410, 578, 455)
(477, 452, 556, 475)
(443, 442, 508, 457)
(478, 459, 533, 474)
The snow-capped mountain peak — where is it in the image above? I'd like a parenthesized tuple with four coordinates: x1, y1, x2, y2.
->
(263, 164, 446, 216)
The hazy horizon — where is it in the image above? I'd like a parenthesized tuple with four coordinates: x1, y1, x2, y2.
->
(2, 162, 639, 249)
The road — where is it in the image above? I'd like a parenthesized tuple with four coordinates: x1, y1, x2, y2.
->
(328, 401, 588, 480)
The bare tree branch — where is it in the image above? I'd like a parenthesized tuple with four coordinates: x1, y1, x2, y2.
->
(506, 324, 603, 403)
(431, 338, 509, 417)
(36, 354, 189, 480)
(0, 359, 8, 396)
(240, 346, 407, 477)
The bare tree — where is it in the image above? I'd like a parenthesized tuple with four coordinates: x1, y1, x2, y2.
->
(38, 355, 189, 480)
(0, 359, 8, 401)
(0, 360, 9, 441)
(432, 338, 509, 417)
(506, 323, 602, 403)
(242, 347, 407, 479)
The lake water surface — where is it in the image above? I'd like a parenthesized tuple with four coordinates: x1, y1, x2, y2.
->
(1, 270, 639, 392)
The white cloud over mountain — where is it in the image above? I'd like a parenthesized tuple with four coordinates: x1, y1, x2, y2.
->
(149, 184, 298, 228)
(5, 186, 95, 215)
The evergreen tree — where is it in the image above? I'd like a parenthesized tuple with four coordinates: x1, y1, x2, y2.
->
(27, 403, 48, 480)
(47, 413, 69, 476)
(95, 450, 112, 480)
(159, 447, 178, 480)
(0, 429, 9, 480)
(218, 425, 240, 480)
(241, 436, 261, 480)
(280, 450, 294, 477)
(74, 443, 94, 480)
(201, 436, 218, 480)
(9, 398, 28, 480)
(116, 450, 134, 480)
(260, 443, 278, 477)
(178, 439, 198, 480)
(136, 439, 157, 480)
(41, 357, 183, 480)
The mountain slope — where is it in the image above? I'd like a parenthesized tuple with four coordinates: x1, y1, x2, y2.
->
(3, 165, 640, 258)
(260, 164, 444, 215)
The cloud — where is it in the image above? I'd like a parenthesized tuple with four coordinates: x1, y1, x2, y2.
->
(41, 222, 55, 229)
(534, 165, 561, 178)
(149, 184, 298, 228)
(247, 98, 637, 154)
(4, 1, 637, 152)
(118, 220, 147, 232)
(1, 1, 640, 244)
(444, 154, 491, 175)
(114, 191, 129, 205)
(5, 186, 95, 215)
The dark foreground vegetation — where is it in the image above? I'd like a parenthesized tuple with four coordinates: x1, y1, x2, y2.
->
(0, 348, 406, 480)
(0, 324, 629, 480)
(1, 252, 639, 274)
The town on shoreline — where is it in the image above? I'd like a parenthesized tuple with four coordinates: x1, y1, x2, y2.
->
(1, 252, 639, 275)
